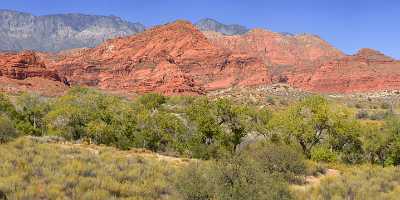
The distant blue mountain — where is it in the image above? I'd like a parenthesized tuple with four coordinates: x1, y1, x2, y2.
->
(195, 18, 249, 35)
(0, 9, 145, 52)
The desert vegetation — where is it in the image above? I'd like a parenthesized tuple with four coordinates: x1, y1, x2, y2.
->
(1, 87, 400, 199)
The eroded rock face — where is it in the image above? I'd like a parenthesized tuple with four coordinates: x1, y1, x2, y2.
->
(0, 51, 61, 81)
(48, 20, 270, 95)
(292, 49, 400, 93)
(205, 29, 400, 94)
(204, 29, 345, 67)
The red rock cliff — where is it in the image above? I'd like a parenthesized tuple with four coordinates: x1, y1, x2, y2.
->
(48, 20, 271, 95)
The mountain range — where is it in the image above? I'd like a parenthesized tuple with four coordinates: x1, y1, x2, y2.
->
(0, 10, 399, 96)
(0, 9, 145, 52)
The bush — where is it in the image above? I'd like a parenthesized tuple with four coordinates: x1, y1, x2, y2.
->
(300, 166, 400, 200)
(368, 111, 387, 120)
(0, 116, 17, 143)
(176, 157, 293, 200)
(242, 141, 306, 183)
(381, 102, 391, 109)
(136, 93, 166, 110)
(266, 96, 276, 105)
(0, 93, 17, 118)
(355, 103, 363, 109)
(356, 110, 369, 119)
(311, 146, 338, 163)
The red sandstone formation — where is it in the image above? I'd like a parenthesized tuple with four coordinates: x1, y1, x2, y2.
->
(203, 29, 345, 86)
(204, 29, 344, 66)
(47, 20, 270, 95)
(0, 51, 60, 81)
(291, 48, 400, 93)
(0, 51, 67, 95)
(205, 29, 400, 94)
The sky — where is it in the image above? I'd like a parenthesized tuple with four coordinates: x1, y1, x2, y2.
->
(0, 0, 399, 58)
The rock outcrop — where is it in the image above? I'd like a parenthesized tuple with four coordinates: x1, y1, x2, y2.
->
(0, 51, 67, 95)
(0, 51, 61, 81)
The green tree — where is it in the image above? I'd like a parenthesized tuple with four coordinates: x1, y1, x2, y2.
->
(270, 96, 332, 158)
(0, 93, 17, 118)
(46, 87, 138, 149)
(134, 111, 187, 153)
(14, 93, 50, 136)
(270, 96, 364, 161)
(186, 97, 227, 159)
(361, 124, 391, 166)
(136, 93, 166, 110)
(215, 99, 247, 151)
(383, 117, 400, 165)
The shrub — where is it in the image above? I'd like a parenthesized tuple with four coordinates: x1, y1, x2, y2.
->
(0, 93, 17, 118)
(300, 166, 400, 200)
(356, 110, 369, 119)
(136, 93, 166, 110)
(176, 156, 293, 200)
(368, 111, 387, 120)
(381, 102, 391, 109)
(266, 96, 276, 105)
(242, 141, 306, 183)
(14, 93, 50, 136)
(0, 116, 17, 143)
(311, 146, 338, 163)
(354, 103, 363, 109)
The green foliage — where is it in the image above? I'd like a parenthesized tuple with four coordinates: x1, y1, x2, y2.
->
(270, 96, 364, 163)
(360, 117, 400, 166)
(270, 96, 332, 157)
(45, 87, 137, 149)
(134, 111, 187, 153)
(136, 93, 166, 110)
(185, 97, 229, 159)
(241, 141, 306, 184)
(310, 146, 338, 163)
(266, 96, 276, 105)
(175, 162, 215, 200)
(0, 116, 17, 144)
(176, 155, 293, 200)
(0, 93, 17, 118)
(14, 93, 50, 136)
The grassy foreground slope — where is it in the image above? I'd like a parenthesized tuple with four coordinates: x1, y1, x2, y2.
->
(0, 137, 182, 200)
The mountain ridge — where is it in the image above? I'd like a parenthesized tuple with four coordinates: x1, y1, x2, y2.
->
(0, 9, 145, 52)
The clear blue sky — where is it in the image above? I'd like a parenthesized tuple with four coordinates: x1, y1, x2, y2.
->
(1, 0, 399, 58)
